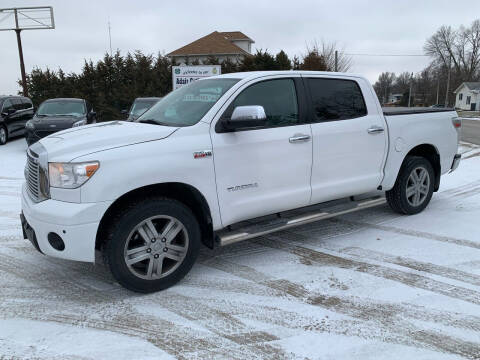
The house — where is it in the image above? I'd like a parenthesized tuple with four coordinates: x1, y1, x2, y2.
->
(388, 93, 403, 104)
(454, 82, 480, 111)
(167, 31, 254, 65)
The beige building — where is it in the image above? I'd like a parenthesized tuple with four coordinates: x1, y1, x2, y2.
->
(167, 31, 254, 65)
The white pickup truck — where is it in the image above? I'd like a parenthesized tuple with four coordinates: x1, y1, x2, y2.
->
(21, 71, 461, 292)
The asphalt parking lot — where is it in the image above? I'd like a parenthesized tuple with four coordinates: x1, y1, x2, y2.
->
(1, 138, 480, 359)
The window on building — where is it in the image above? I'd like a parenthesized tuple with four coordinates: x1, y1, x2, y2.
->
(306, 78, 367, 122)
(459, 93, 463, 101)
(467, 96, 471, 105)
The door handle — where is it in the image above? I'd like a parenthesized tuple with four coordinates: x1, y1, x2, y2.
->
(289, 134, 311, 143)
(367, 126, 385, 134)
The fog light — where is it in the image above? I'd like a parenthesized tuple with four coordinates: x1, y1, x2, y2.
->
(47, 232, 65, 251)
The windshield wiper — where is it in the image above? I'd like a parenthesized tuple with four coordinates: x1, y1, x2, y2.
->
(138, 119, 172, 126)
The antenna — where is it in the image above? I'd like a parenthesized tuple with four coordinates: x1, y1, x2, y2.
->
(108, 19, 112, 56)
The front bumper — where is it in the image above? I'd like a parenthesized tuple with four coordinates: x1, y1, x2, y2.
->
(450, 154, 461, 173)
(21, 184, 112, 262)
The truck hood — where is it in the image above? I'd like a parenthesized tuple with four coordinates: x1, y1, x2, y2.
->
(39, 121, 178, 161)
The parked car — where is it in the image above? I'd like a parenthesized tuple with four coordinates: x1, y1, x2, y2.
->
(25, 98, 96, 146)
(122, 97, 161, 121)
(21, 71, 461, 293)
(430, 104, 446, 108)
(0, 95, 34, 145)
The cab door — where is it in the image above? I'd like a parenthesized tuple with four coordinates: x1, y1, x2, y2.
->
(211, 76, 313, 226)
(305, 76, 387, 204)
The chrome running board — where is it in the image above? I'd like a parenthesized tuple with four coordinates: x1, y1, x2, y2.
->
(216, 196, 386, 246)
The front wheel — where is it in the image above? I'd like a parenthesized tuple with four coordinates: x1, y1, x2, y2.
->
(386, 156, 435, 215)
(105, 198, 201, 293)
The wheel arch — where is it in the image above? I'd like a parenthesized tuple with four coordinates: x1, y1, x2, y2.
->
(95, 182, 215, 255)
(403, 143, 441, 191)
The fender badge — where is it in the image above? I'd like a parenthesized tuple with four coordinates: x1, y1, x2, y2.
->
(193, 150, 212, 159)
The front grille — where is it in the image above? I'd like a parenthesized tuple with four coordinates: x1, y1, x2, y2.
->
(26, 152, 40, 200)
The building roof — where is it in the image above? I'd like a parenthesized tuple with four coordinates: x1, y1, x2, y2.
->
(454, 82, 480, 93)
(167, 31, 253, 57)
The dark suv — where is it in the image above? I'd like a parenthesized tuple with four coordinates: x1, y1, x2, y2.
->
(25, 98, 96, 146)
(0, 95, 34, 145)
(123, 97, 161, 121)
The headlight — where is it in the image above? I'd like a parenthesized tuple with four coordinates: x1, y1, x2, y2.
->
(49, 162, 99, 189)
(72, 119, 87, 127)
(26, 121, 34, 129)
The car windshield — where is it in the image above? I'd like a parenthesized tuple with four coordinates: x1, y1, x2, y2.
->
(130, 99, 159, 117)
(37, 101, 86, 117)
(136, 78, 240, 126)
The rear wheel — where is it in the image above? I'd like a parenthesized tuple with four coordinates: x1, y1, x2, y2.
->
(0, 125, 7, 145)
(386, 156, 434, 215)
(105, 198, 200, 293)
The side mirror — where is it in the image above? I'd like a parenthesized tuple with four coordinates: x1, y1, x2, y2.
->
(6, 108, 16, 116)
(222, 105, 267, 131)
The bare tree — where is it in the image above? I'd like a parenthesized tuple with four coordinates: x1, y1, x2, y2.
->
(373, 72, 396, 104)
(424, 20, 480, 80)
(303, 40, 352, 72)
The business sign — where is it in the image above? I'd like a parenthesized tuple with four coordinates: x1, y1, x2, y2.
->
(172, 65, 221, 90)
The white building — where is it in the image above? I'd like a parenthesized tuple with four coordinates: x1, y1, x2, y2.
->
(167, 31, 254, 65)
(454, 82, 480, 111)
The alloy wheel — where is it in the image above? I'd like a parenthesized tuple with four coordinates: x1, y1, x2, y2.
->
(123, 215, 189, 280)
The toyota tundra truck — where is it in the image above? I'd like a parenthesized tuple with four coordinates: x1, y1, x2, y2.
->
(21, 71, 461, 293)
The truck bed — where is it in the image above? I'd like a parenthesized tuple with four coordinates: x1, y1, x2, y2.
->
(383, 107, 456, 116)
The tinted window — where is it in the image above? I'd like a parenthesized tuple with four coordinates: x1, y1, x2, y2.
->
(307, 78, 367, 121)
(12, 98, 23, 110)
(2, 99, 14, 113)
(21, 98, 33, 109)
(227, 79, 299, 127)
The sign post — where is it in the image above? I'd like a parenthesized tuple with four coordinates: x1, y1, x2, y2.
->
(0, 6, 55, 97)
(172, 65, 221, 91)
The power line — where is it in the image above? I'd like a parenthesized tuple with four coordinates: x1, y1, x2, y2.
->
(345, 53, 429, 57)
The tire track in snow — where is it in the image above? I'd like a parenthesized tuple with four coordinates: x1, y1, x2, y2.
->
(259, 236, 480, 307)
(201, 256, 480, 359)
(330, 218, 480, 250)
(341, 246, 480, 287)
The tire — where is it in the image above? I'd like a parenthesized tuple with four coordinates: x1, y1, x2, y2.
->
(386, 156, 435, 215)
(105, 198, 201, 293)
(0, 125, 7, 145)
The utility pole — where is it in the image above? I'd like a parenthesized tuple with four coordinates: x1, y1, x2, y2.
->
(334, 50, 338, 72)
(436, 79, 439, 105)
(408, 73, 413, 107)
(445, 55, 451, 107)
(108, 20, 112, 56)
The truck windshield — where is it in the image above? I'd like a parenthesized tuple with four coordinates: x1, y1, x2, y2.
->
(137, 78, 240, 127)
(37, 101, 86, 117)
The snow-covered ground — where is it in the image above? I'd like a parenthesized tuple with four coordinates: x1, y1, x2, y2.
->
(1, 138, 480, 360)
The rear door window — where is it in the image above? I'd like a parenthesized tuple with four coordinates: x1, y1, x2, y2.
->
(12, 99, 23, 111)
(306, 78, 367, 122)
(21, 98, 33, 109)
